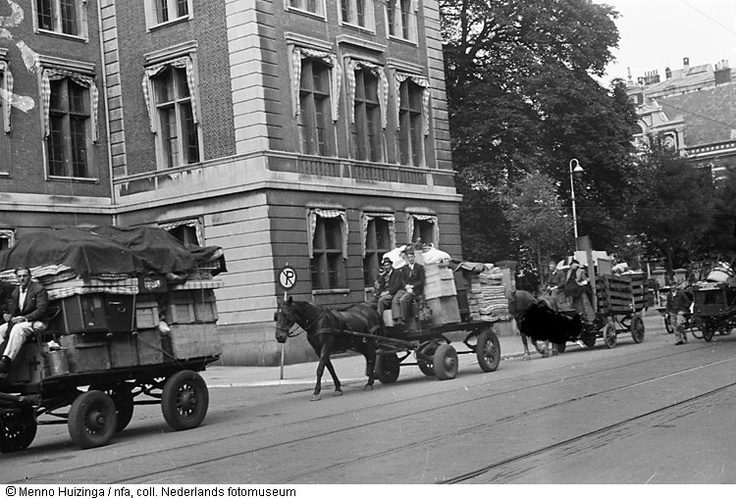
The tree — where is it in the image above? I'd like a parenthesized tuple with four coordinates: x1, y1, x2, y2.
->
(500, 171, 572, 276)
(441, 0, 639, 266)
(628, 140, 716, 270)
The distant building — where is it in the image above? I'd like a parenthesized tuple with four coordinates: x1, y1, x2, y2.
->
(0, 0, 463, 365)
(627, 57, 736, 180)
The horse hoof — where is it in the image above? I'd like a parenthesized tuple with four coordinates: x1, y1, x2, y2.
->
(364, 385, 374, 391)
(311, 394, 322, 401)
(332, 390, 343, 397)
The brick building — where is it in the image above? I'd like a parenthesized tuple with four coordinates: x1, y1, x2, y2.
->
(0, 0, 463, 365)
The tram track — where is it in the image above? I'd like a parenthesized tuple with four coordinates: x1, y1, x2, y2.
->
(17, 340, 736, 483)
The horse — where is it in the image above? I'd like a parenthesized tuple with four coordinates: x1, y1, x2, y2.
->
(274, 297, 385, 401)
(509, 290, 581, 358)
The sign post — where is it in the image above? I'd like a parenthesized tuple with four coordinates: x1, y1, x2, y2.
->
(277, 266, 297, 380)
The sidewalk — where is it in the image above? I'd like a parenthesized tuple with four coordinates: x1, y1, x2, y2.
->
(201, 332, 543, 388)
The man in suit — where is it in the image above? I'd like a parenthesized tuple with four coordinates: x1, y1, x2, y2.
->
(391, 246, 425, 326)
(376, 257, 404, 317)
(0, 268, 49, 374)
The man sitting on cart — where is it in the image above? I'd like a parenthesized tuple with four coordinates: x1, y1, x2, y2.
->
(375, 256, 403, 318)
(564, 259, 595, 322)
(391, 246, 425, 327)
(0, 268, 49, 374)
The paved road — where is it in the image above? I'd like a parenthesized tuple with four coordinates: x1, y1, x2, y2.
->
(4, 313, 735, 484)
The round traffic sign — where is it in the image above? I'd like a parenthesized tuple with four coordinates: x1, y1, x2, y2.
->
(278, 266, 297, 290)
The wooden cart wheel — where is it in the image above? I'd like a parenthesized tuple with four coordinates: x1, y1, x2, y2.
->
(476, 328, 501, 372)
(702, 323, 715, 342)
(376, 353, 401, 383)
(0, 408, 37, 453)
(631, 315, 645, 344)
(433, 344, 458, 380)
(161, 370, 209, 431)
(603, 322, 617, 349)
(68, 390, 117, 449)
(91, 383, 135, 433)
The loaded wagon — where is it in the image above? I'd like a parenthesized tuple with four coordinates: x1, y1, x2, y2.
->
(372, 261, 505, 383)
(0, 226, 225, 452)
(691, 281, 736, 341)
(548, 271, 647, 350)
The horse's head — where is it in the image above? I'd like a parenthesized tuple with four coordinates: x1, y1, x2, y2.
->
(274, 296, 296, 344)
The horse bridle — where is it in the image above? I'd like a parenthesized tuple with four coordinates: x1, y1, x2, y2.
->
(276, 306, 330, 339)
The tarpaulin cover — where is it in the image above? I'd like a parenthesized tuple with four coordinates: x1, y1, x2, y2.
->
(0, 226, 224, 279)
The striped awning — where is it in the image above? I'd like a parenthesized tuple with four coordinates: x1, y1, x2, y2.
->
(142, 55, 198, 133)
(41, 68, 99, 143)
(0, 61, 13, 133)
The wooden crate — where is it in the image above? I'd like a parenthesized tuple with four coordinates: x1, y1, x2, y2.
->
(597, 275, 646, 314)
(60, 333, 112, 373)
(136, 329, 164, 365)
(426, 296, 461, 326)
(54, 294, 136, 334)
(424, 264, 457, 300)
(109, 333, 138, 369)
(136, 300, 160, 329)
(168, 323, 221, 360)
(165, 290, 218, 324)
(693, 286, 736, 316)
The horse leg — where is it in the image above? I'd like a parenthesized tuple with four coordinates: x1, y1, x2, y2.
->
(323, 358, 343, 396)
(520, 332, 532, 361)
(312, 357, 326, 401)
(363, 345, 376, 391)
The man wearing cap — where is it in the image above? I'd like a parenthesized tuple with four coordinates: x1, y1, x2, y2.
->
(376, 257, 404, 318)
(391, 246, 425, 326)
(0, 268, 49, 374)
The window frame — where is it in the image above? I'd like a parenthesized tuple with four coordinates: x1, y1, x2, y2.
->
(286, 0, 326, 18)
(308, 209, 348, 292)
(144, 0, 193, 30)
(161, 218, 203, 246)
(33, 0, 89, 40)
(406, 213, 438, 247)
(38, 59, 99, 181)
(352, 67, 383, 162)
(298, 57, 336, 157)
(143, 48, 203, 171)
(47, 77, 91, 178)
(0, 229, 15, 251)
(339, 0, 375, 31)
(362, 214, 394, 287)
(386, 0, 416, 42)
(397, 78, 424, 166)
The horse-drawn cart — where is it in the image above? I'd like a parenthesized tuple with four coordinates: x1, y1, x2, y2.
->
(691, 282, 736, 341)
(548, 272, 646, 350)
(0, 227, 225, 452)
(371, 316, 501, 383)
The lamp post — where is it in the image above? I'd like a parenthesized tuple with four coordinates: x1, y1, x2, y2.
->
(569, 158, 585, 245)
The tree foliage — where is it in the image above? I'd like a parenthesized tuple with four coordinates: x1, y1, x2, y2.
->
(628, 141, 717, 269)
(442, 0, 640, 267)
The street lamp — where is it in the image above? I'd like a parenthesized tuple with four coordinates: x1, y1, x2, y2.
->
(569, 158, 585, 244)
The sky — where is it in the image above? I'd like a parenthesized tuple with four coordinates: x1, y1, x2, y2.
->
(594, 0, 736, 84)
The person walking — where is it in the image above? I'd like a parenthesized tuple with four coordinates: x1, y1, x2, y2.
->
(669, 281, 693, 345)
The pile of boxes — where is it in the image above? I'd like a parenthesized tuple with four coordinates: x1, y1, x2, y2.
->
(467, 265, 510, 322)
(0, 264, 223, 378)
(423, 263, 461, 326)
